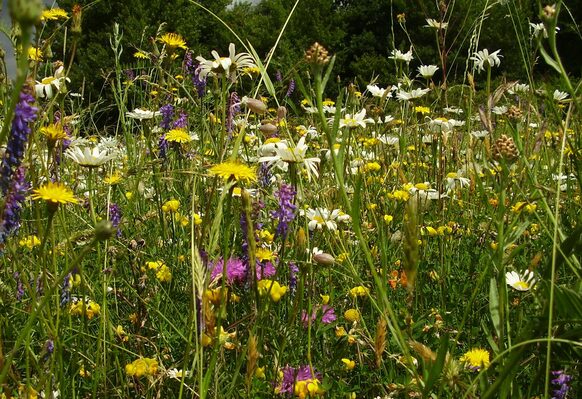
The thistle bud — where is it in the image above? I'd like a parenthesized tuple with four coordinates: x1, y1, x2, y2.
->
(242, 97, 267, 114)
(8, 0, 42, 27)
(492, 134, 519, 163)
(304, 42, 330, 66)
(71, 4, 82, 36)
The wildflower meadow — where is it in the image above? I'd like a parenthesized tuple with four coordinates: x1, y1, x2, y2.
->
(0, 0, 581, 398)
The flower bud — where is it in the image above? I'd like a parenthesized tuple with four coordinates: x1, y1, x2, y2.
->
(276, 105, 287, 120)
(313, 252, 334, 266)
(71, 4, 83, 36)
(242, 97, 267, 114)
(95, 220, 115, 241)
(259, 122, 277, 136)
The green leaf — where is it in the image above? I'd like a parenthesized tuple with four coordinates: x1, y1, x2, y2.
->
(422, 333, 449, 396)
(489, 278, 501, 343)
(538, 44, 562, 74)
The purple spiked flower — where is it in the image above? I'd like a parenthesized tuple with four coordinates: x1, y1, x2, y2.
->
(109, 203, 122, 237)
(286, 79, 295, 98)
(227, 91, 240, 134)
(173, 111, 188, 129)
(551, 370, 572, 399)
(271, 183, 296, 239)
(0, 167, 29, 246)
(159, 104, 174, 130)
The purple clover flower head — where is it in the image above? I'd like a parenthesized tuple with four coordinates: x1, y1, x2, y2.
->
(227, 91, 241, 134)
(286, 79, 296, 98)
(301, 305, 336, 327)
(0, 167, 29, 246)
(173, 111, 188, 129)
(159, 104, 174, 130)
(551, 370, 572, 399)
(271, 183, 296, 239)
(210, 257, 248, 284)
(1, 92, 37, 194)
(109, 203, 122, 237)
(256, 261, 276, 280)
(277, 365, 321, 394)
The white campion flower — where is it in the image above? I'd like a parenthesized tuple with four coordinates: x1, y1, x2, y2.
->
(417, 65, 439, 79)
(396, 88, 430, 101)
(195, 43, 256, 82)
(425, 18, 448, 29)
(339, 109, 374, 129)
(389, 49, 413, 63)
(471, 49, 502, 72)
(35, 65, 70, 99)
(126, 108, 160, 120)
(366, 84, 388, 98)
(505, 270, 536, 291)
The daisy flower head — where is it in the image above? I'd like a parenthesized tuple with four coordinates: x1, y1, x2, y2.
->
(460, 348, 490, 371)
(35, 65, 70, 99)
(396, 88, 430, 101)
(196, 43, 256, 82)
(65, 145, 116, 168)
(389, 49, 413, 63)
(126, 108, 160, 120)
(258, 136, 321, 181)
(425, 18, 448, 29)
(302, 207, 350, 231)
(158, 32, 187, 51)
(471, 49, 502, 72)
(209, 160, 257, 184)
(417, 65, 439, 79)
(366, 84, 388, 98)
(32, 181, 78, 208)
(339, 109, 374, 129)
(505, 270, 536, 291)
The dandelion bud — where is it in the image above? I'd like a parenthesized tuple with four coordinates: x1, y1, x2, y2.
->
(94, 220, 115, 241)
(313, 252, 334, 266)
(242, 97, 267, 114)
(304, 42, 330, 66)
(259, 122, 277, 136)
(296, 227, 306, 253)
(71, 4, 83, 36)
(8, 0, 42, 27)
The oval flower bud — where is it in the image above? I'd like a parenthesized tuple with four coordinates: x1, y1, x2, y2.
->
(313, 252, 335, 266)
(242, 97, 267, 114)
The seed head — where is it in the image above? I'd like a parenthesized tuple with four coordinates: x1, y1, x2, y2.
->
(305, 42, 330, 66)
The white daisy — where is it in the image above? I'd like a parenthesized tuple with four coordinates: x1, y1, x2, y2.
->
(196, 43, 256, 82)
(126, 108, 160, 120)
(505, 270, 536, 291)
(471, 49, 502, 72)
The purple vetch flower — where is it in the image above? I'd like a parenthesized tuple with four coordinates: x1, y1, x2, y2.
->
(60, 272, 72, 306)
(256, 261, 276, 280)
(226, 92, 241, 134)
(285, 79, 295, 98)
(275, 70, 282, 82)
(210, 257, 248, 284)
(43, 339, 54, 361)
(551, 370, 572, 399)
(289, 262, 299, 293)
(0, 92, 37, 194)
(109, 203, 122, 237)
(276, 365, 321, 394)
(0, 167, 29, 246)
(173, 111, 188, 129)
(158, 134, 169, 159)
(14, 272, 24, 300)
(258, 163, 272, 188)
(159, 104, 174, 130)
(301, 305, 336, 327)
(124, 69, 135, 82)
(271, 183, 296, 239)
(193, 65, 207, 98)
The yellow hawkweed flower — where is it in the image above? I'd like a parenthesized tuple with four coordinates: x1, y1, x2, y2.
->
(103, 171, 123, 185)
(28, 47, 43, 62)
(209, 161, 257, 184)
(256, 247, 275, 262)
(158, 32, 187, 50)
(41, 8, 68, 21)
(40, 123, 67, 142)
(165, 128, 192, 144)
(31, 182, 78, 206)
(460, 348, 490, 371)
(133, 51, 149, 59)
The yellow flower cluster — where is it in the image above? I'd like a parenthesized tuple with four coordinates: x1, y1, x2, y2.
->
(146, 260, 172, 282)
(125, 357, 159, 378)
(294, 378, 325, 398)
(162, 199, 180, 213)
(257, 280, 287, 302)
(19, 235, 41, 249)
(349, 286, 369, 298)
(69, 299, 101, 319)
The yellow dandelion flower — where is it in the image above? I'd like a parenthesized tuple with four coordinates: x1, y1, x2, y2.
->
(40, 123, 67, 142)
(158, 33, 187, 50)
(41, 8, 68, 21)
(209, 161, 257, 184)
(104, 171, 123, 185)
(415, 106, 430, 114)
(133, 51, 148, 59)
(460, 348, 490, 371)
(31, 182, 78, 206)
(165, 128, 192, 144)
(256, 247, 275, 262)
(28, 47, 43, 62)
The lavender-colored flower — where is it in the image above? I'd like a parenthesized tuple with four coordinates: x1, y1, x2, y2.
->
(60, 272, 72, 306)
(158, 134, 169, 159)
(277, 365, 321, 394)
(0, 167, 29, 245)
(551, 370, 572, 399)
(258, 163, 272, 188)
(227, 91, 240, 134)
(271, 183, 296, 239)
(210, 257, 248, 284)
(0, 92, 37, 194)
(14, 272, 24, 300)
(159, 104, 174, 130)
(288, 262, 299, 292)
(301, 305, 336, 327)
(43, 339, 54, 361)
(173, 111, 188, 129)
(124, 69, 135, 82)
(286, 79, 295, 98)
(256, 261, 276, 280)
(275, 70, 282, 82)
(109, 203, 122, 237)
(193, 65, 207, 98)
